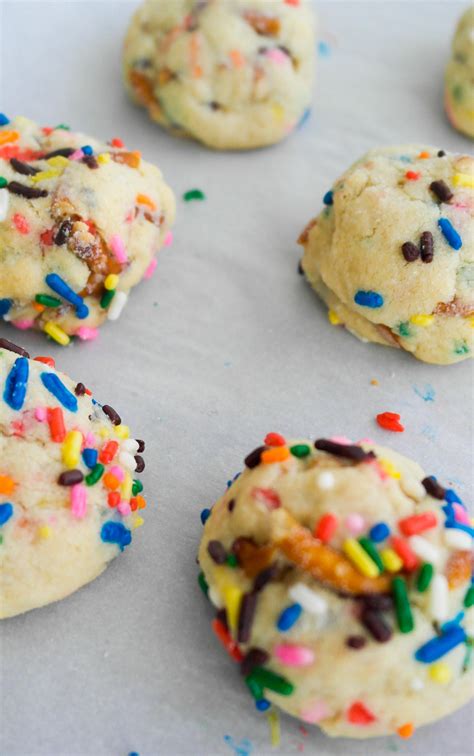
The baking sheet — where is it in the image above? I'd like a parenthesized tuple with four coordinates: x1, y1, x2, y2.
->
(0, 1, 473, 754)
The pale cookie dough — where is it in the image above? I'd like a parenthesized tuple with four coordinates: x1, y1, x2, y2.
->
(0, 340, 148, 619)
(198, 432, 473, 738)
(123, 0, 316, 150)
(445, 7, 474, 139)
(299, 145, 474, 364)
(0, 115, 175, 344)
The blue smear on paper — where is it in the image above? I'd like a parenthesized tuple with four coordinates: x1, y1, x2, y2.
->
(421, 424, 437, 442)
(413, 384, 436, 402)
(318, 41, 331, 57)
(224, 736, 253, 756)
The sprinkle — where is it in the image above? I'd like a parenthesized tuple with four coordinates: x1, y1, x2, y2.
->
(97, 152, 110, 165)
(277, 603, 302, 631)
(346, 701, 376, 725)
(109, 234, 128, 264)
(102, 404, 121, 426)
(391, 537, 418, 571)
(422, 476, 446, 500)
(399, 511, 437, 536)
(85, 463, 104, 486)
(222, 584, 243, 634)
(452, 173, 474, 189)
(380, 548, 403, 573)
(208, 540, 227, 564)
(104, 274, 119, 291)
(343, 539, 380, 578)
(37, 525, 52, 539)
(429, 662, 452, 684)
(360, 608, 392, 643)
(410, 314, 434, 327)
(12, 212, 30, 234)
(430, 180, 453, 202)
(0, 113, 10, 125)
(144, 258, 157, 279)
(314, 438, 372, 463)
(401, 241, 420, 262)
(463, 586, 474, 608)
(418, 151, 430, 159)
(288, 584, 327, 618)
(417, 562, 434, 592)
(40, 372, 77, 411)
(70, 483, 87, 518)
(274, 643, 315, 667)
(408, 536, 440, 566)
(30, 170, 59, 183)
(99, 440, 119, 464)
(7, 181, 47, 199)
(45, 273, 88, 319)
(405, 171, 420, 180)
(358, 537, 384, 572)
(315, 513, 338, 542)
(369, 522, 390, 542)
(107, 291, 128, 321)
(3, 356, 29, 410)
(264, 432, 286, 447)
(415, 625, 466, 663)
(82, 448, 97, 469)
(0, 338, 29, 357)
(354, 290, 384, 308)
(35, 294, 61, 308)
(0, 503, 14, 526)
(323, 190, 333, 206)
(62, 430, 83, 468)
(244, 445, 266, 469)
(438, 218, 462, 249)
(327, 309, 341, 325)
(376, 411, 404, 432)
(392, 576, 414, 633)
(229, 49, 246, 67)
(420, 230, 434, 262)
(134, 454, 145, 473)
(75, 326, 98, 341)
(444, 529, 472, 550)
(430, 574, 449, 621)
(47, 407, 66, 442)
(289, 443, 311, 458)
(252, 487, 281, 510)
(241, 648, 269, 677)
(43, 322, 70, 346)
(397, 723, 414, 739)
(100, 521, 132, 550)
(0, 475, 15, 494)
(238, 592, 258, 643)
(344, 513, 366, 536)
(100, 289, 115, 309)
(267, 710, 280, 747)
(58, 469, 84, 486)
(246, 667, 294, 696)
(261, 446, 290, 464)
(183, 189, 206, 202)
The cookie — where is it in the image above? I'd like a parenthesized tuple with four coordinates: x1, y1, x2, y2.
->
(445, 7, 474, 139)
(0, 339, 147, 618)
(198, 432, 473, 738)
(0, 115, 175, 345)
(299, 146, 474, 364)
(123, 0, 316, 150)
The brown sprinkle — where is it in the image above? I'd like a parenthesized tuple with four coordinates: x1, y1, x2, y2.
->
(430, 180, 453, 203)
(401, 241, 420, 262)
(420, 231, 434, 263)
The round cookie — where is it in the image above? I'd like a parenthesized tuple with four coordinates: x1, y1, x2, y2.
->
(0, 339, 148, 619)
(299, 145, 474, 365)
(0, 115, 175, 345)
(198, 433, 473, 738)
(445, 8, 474, 139)
(123, 0, 316, 150)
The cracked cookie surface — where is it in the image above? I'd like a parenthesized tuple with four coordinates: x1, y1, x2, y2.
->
(445, 7, 474, 139)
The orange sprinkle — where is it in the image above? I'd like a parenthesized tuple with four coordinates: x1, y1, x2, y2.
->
(103, 472, 120, 491)
(418, 151, 430, 159)
(261, 446, 290, 464)
(397, 723, 414, 739)
(0, 130, 20, 146)
(370, 378, 379, 386)
(33, 302, 45, 313)
(405, 170, 420, 180)
(0, 474, 15, 494)
(136, 193, 157, 211)
(229, 49, 245, 68)
(190, 33, 202, 78)
(108, 491, 120, 508)
(135, 495, 146, 510)
(34, 356, 56, 368)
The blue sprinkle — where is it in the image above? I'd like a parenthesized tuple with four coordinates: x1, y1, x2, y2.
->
(81, 145, 93, 156)
(369, 522, 390, 543)
(318, 41, 331, 58)
(128, 752, 140, 756)
(323, 190, 333, 206)
(446, 521, 474, 537)
(354, 290, 384, 308)
(45, 273, 89, 319)
(100, 521, 132, 551)
(415, 625, 466, 663)
(445, 488, 463, 506)
(256, 699, 271, 712)
(0, 113, 10, 126)
(297, 108, 312, 130)
(438, 218, 462, 250)
(3, 357, 29, 410)
(40, 372, 78, 412)
(227, 472, 241, 489)
(441, 612, 465, 633)
(0, 299, 12, 318)
(398, 155, 412, 163)
(277, 603, 302, 631)
(200, 508, 211, 525)
(0, 502, 13, 526)
(82, 448, 98, 469)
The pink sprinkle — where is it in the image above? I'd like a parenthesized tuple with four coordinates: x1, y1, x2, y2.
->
(109, 465, 125, 482)
(163, 230, 173, 247)
(70, 149, 84, 161)
(301, 700, 330, 724)
(12, 318, 34, 330)
(368, 458, 388, 481)
(76, 326, 99, 341)
(144, 258, 157, 279)
(118, 501, 131, 517)
(453, 503, 470, 525)
(274, 643, 315, 667)
(252, 487, 281, 510)
(12, 213, 30, 234)
(35, 407, 47, 422)
(330, 435, 352, 445)
(84, 432, 96, 446)
(110, 234, 128, 264)
(266, 48, 289, 65)
(345, 513, 366, 535)
(71, 484, 87, 519)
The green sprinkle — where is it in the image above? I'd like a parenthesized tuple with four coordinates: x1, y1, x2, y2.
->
(452, 84, 463, 103)
(392, 576, 414, 633)
(35, 294, 61, 308)
(100, 288, 115, 309)
(358, 537, 384, 572)
(198, 571, 208, 596)
(462, 638, 473, 673)
(183, 188, 206, 202)
(226, 553, 238, 568)
(247, 667, 294, 696)
(454, 340, 469, 356)
(464, 585, 474, 609)
(85, 463, 104, 486)
(54, 124, 70, 130)
(245, 676, 264, 701)
(0, 534, 3, 545)
(0, 176, 8, 188)
(289, 444, 311, 459)
(132, 479, 144, 496)
(416, 562, 434, 593)
(397, 321, 411, 338)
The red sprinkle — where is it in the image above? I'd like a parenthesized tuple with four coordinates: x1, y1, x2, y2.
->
(211, 618, 243, 662)
(252, 487, 281, 510)
(13, 213, 30, 235)
(108, 491, 120, 508)
(391, 536, 419, 571)
(376, 412, 404, 432)
(99, 440, 119, 465)
(40, 229, 54, 246)
(34, 356, 55, 368)
(264, 432, 286, 447)
(41, 126, 54, 135)
(405, 171, 421, 181)
(315, 512, 338, 543)
(47, 407, 66, 443)
(347, 701, 376, 725)
(111, 137, 124, 148)
(398, 512, 437, 536)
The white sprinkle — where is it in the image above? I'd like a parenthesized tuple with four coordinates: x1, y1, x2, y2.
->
(119, 451, 137, 471)
(107, 291, 128, 321)
(430, 574, 449, 621)
(0, 189, 9, 222)
(408, 535, 441, 566)
(208, 586, 222, 608)
(122, 438, 139, 454)
(410, 677, 424, 692)
(289, 583, 328, 617)
(444, 529, 472, 551)
(317, 472, 335, 491)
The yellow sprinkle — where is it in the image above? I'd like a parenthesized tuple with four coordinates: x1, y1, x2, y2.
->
(47, 155, 69, 168)
(98, 426, 111, 439)
(370, 378, 379, 386)
(37, 525, 52, 540)
(121, 471, 133, 501)
(343, 538, 380, 578)
(132, 516, 144, 529)
(468, 315, 474, 328)
(222, 584, 243, 633)
(267, 710, 281, 748)
(328, 309, 341, 326)
(62, 430, 83, 468)
(452, 173, 474, 189)
(31, 170, 60, 183)
(410, 314, 434, 327)
(429, 662, 452, 684)
(379, 458, 401, 479)
(272, 103, 285, 122)
(114, 424, 130, 440)
(97, 152, 111, 164)
(43, 321, 70, 346)
(104, 274, 119, 291)
(380, 548, 403, 573)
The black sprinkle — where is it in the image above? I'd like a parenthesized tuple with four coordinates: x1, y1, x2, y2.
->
(7, 181, 48, 199)
(228, 498, 236, 512)
(207, 540, 227, 564)
(216, 608, 228, 630)
(74, 382, 86, 396)
(253, 563, 279, 592)
(361, 608, 392, 643)
(420, 231, 434, 263)
(134, 455, 145, 473)
(43, 147, 75, 159)
(437, 150, 446, 157)
(430, 180, 453, 203)
(422, 476, 446, 500)
(401, 241, 420, 262)
(58, 469, 84, 486)
(102, 404, 121, 426)
(298, 259, 304, 275)
(346, 635, 366, 649)
(136, 439, 145, 453)
(244, 445, 267, 469)
(314, 438, 374, 463)
(209, 101, 221, 110)
(10, 158, 39, 176)
(359, 594, 393, 612)
(240, 648, 269, 676)
(278, 45, 291, 57)
(82, 155, 99, 170)
(0, 338, 30, 358)
(237, 592, 258, 643)
(54, 219, 73, 246)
